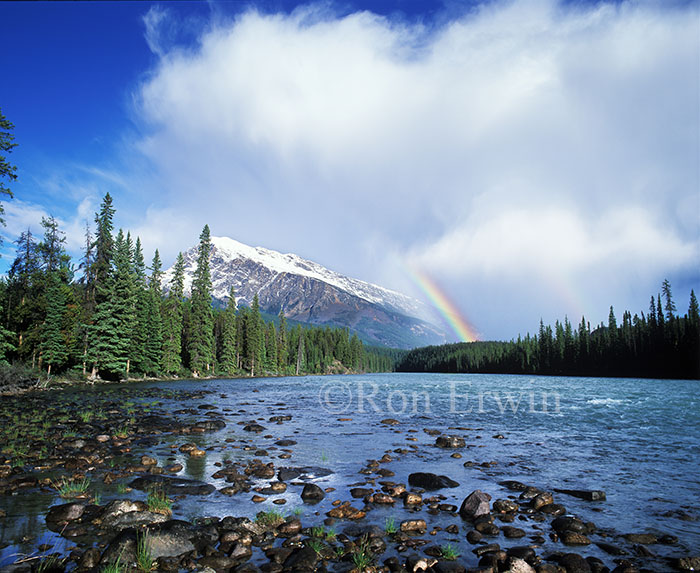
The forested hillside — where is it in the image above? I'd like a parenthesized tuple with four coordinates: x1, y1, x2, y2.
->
(397, 282, 700, 379)
(0, 193, 394, 380)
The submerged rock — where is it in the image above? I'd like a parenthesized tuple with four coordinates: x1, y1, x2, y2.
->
(408, 472, 459, 490)
(435, 436, 465, 448)
(300, 483, 325, 503)
(554, 488, 606, 501)
(129, 475, 216, 495)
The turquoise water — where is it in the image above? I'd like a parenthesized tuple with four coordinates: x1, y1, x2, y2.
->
(1, 373, 698, 569)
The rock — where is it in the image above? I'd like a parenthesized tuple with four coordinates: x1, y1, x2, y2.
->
(274, 439, 296, 446)
(406, 554, 437, 572)
(229, 543, 253, 562)
(278, 518, 302, 537)
(193, 419, 226, 431)
(78, 547, 101, 569)
(501, 526, 526, 539)
(401, 519, 427, 534)
(554, 488, 606, 501)
(282, 546, 318, 570)
(551, 516, 589, 534)
(562, 531, 591, 545)
(326, 502, 365, 520)
(408, 472, 460, 490)
(404, 493, 423, 506)
(466, 530, 482, 544)
(436, 436, 465, 448)
(270, 415, 292, 422)
(499, 480, 528, 491)
(243, 423, 265, 433)
(46, 502, 86, 527)
(300, 483, 325, 503)
(369, 493, 395, 504)
(129, 475, 216, 495)
(197, 556, 238, 572)
(459, 490, 491, 521)
(678, 556, 700, 571)
(539, 503, 567, 516)
(531, 492, 554, 509)
(141, 455, 158, 466)
(473, 543, 500, 557)
(507, 557, 536, 573)
(433, 562, 466, 573)
(351, 487, 374, 498)
(558, 553, 592, 573)
(623, 533, 657, 544)
(492, 499, 519, 514)
(143, 520, 198, 559)
(595, 542, 627, 556)
(506, 547, 536, 564)
(381, 418, 400, 425)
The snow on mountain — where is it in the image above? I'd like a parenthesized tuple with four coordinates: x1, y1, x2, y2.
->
(162, 236, 445, 348)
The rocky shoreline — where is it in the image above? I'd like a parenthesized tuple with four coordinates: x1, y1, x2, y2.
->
(0, 383, 697, 573)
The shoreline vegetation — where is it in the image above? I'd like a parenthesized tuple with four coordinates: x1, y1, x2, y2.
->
(397, 280, 700, 380)
(0, 193, 395, 386)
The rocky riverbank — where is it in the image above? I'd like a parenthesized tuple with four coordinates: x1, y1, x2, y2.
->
(0, 382, 697, 573)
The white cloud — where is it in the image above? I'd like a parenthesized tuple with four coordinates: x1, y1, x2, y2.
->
(126, 0, 698, 337)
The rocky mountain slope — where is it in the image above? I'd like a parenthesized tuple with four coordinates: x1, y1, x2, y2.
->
(163, 236, 446, 349)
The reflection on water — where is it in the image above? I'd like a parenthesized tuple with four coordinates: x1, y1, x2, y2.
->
(0, 373, 698, 569)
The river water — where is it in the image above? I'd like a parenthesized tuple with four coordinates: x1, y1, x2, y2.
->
(1, 373, 698, 570)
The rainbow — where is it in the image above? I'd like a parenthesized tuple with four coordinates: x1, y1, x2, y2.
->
(406, 266, 480, 343)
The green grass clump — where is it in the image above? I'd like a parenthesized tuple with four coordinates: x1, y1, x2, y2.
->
(53, 477, 90, 498)
(384, 516, 398, 534)
(308, 539, 324, 556)
(255, 509, 285, 527)
(101, 555, 125, 573)
(310, 525, 326, 538)
(136, 533, 156, 572)
(351, 537, 373, 570)
(146, 487, 172, 516)
(36, 554, 66, 573)
(440, 543, 460, 561)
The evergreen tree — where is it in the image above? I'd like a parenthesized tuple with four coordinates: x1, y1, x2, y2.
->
(277, 310, 288, 374)
(662, 279, 676, 321)
(688, 290, 699, 329)
(161, 252, 185, 374)
(129, 236, 149, 374)
(220, 286, 237, 374)
(143, 250, 164, 375)
(0, 107, 18, 233)
(246, 294, 264, 376)
(41, 272, 67, 375)
(188, 225, 214, 375)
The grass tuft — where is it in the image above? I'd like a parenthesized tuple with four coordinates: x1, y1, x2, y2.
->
(255, 509, 285, 527)
(384, 516, 398, 534)
(136, 532, 156, 572)
(146, 486, 173, 516)
(52, 476, 90, 498)
(440, 543, 461, 561)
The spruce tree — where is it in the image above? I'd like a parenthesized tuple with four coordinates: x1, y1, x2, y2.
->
(188, 225, 214, 375)
(143, 250, 164, 375)
(41, 272, 67, 375)
(161, 252, 185, 374)
(220, 286, 237, 374)
(130, 236, 148, 374)
(277, 310, 288, 374)
(246, 293, 264, 376)
(662, 279, 676, 321)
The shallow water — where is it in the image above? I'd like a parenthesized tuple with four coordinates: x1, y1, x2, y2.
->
(1, 373, 698, 570)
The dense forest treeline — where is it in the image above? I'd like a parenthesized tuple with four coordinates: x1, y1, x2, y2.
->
(397, 282, 700, 379)
(0, 193, 394, 380)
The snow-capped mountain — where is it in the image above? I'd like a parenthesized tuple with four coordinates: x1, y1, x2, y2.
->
(162, 236, 446, 349)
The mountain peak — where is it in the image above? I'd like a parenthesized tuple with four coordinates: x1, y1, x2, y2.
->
(163, 236, 445, 348)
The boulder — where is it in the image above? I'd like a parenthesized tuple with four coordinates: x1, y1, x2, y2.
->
(408, 472, 459, 490)
(459, 490, 491, 521)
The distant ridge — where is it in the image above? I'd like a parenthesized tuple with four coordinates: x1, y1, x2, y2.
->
(163, 236, 446, 349)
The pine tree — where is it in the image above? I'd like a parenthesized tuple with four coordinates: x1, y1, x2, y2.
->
(41, 272, 67, 375)
(688, 289, 699, 329)
(161, 252, 185, 374)
(247, 294, 264, 376)
(129, 236, 149, 374)
(0, 107, 18, 233)
(220, 286, 237, 374)
(662, 279, 676, 321)
(277, 310, 288, 374)
(143, 250, 164, 376)
(188, 225, 214, 375)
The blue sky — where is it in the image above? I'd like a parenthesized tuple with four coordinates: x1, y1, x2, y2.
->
(1, 0, 699, 340)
